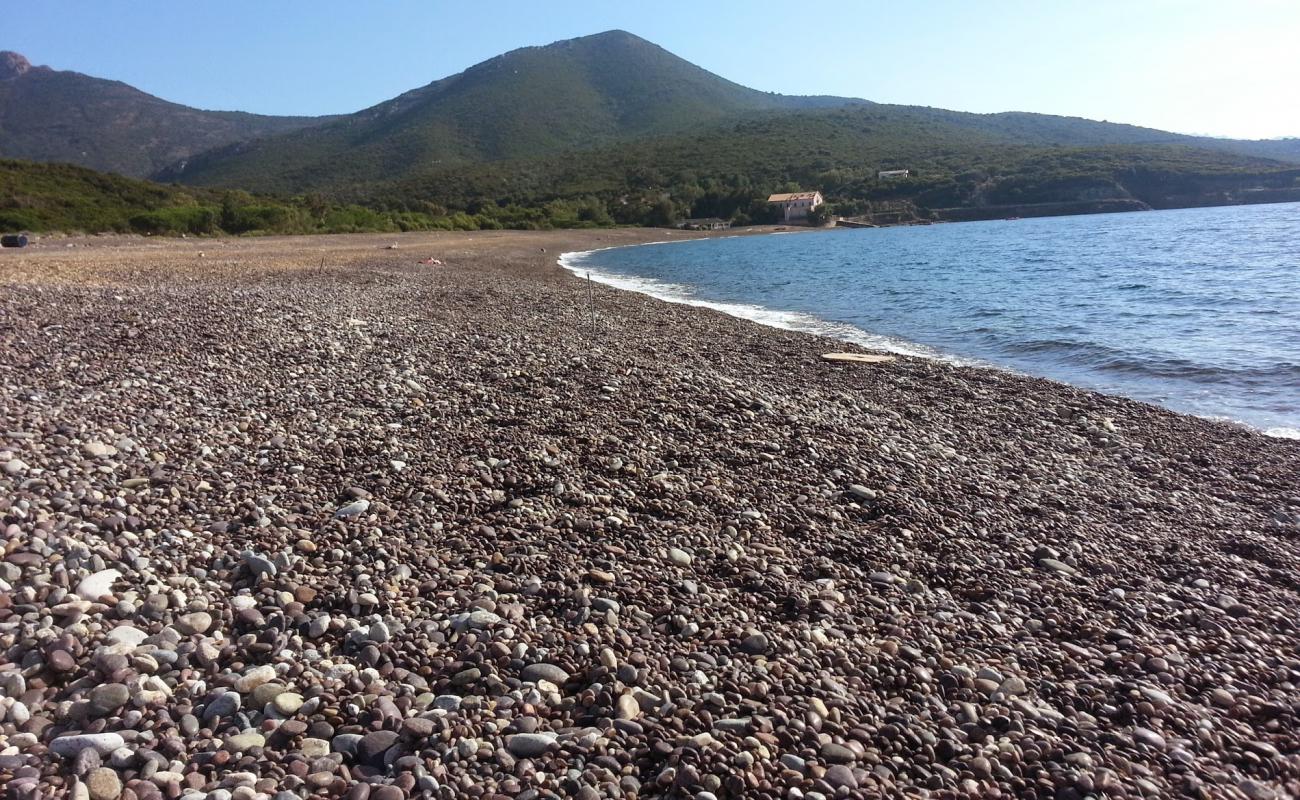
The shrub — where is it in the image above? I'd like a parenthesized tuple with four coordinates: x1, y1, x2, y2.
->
(447, 212, 480, 231)
(321, 206, 397, 233)
(0, 210, 41, 232)
(128, 206, 220, 235)
(221, 204, 294, 234)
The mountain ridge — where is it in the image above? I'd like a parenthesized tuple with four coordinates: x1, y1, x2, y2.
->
(157, 30, 872, 188)
(156, 30, 1300, 194)
(0, 50, 337, 177)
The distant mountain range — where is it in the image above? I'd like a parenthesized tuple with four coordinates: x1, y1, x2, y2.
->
(2, 31, 1298, 225)
(0, 51, 334, 177)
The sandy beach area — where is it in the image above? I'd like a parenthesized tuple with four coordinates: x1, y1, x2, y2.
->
(2, 230, 1297, 799)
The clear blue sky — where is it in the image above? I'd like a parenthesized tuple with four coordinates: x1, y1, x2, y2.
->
(8, 0, 1298, 139)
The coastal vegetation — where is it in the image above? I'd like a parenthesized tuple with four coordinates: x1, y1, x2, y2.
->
(5, 142, 1299, 237)
(0, 160, 621, 235)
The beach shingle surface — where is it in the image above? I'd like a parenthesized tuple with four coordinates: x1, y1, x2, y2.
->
(1, 230, 1298, 799)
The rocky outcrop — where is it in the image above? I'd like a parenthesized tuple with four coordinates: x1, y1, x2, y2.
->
(0, 51, 32, 80)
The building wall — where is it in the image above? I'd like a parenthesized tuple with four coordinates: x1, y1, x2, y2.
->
(780, 195, 822, 222)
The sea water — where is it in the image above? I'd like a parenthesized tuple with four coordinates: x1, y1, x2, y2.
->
(563, 202, 1300, 437)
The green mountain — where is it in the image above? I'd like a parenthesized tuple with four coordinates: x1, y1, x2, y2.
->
(0, 51, 333, 178)
(159, 31, 1299, 198)
(158, 30, 867, 189)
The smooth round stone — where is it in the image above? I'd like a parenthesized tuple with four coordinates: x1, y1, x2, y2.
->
(235, 665, 277, 692)
(73, 746, 103, 775)
(89, 683, 131, 715)
(821, 743, 857, 763)
(86, 767, 122, 800)
(780, 754, 807, 773)
(615, 694, 640, 720)
(451, 668, 481, 686)
(273, 692, 305, 715)
(334, 499, 370, 519)
(174, 612, 213, 635)
(8, 700, 30, 725)
(251, 683, 287, 708)
(401, 717, 435, 737)
(204, 692, 241, 720)
(1038, 558, 1079, 576)
(243, 552, 278, 578)
(223, 732, 266, 752)
(847, 484, 876, 500)
(332, 734, 364, 755)
(48, 649, 77, 672)
(106, 626, 148, 648)
(592, 598, 620, 614)
(1133, 727, 1167, 750)
(77, 569, 122, 600)
(1209, 689, 1235, 707)
(358, 730, 400, 764)
(520, 663, 569, 684)
(506, 733, 556, 758)
(666, 547, 693, 567)
(823, 763, 859, 789)
(51, 733, 126, 757)
(108, 748, 135, 769)
(300, 738, 330, 758)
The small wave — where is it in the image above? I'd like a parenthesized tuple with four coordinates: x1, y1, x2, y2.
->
(1264, 427, 1300, 440)
(1011, 338, 1300, 384)
(559, 250, 961, 362)
(1015, 338, 1128, 359)
(1098, 358, 1300, 384)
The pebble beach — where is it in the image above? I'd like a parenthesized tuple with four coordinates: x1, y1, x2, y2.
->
(2, 230, 1298, 800)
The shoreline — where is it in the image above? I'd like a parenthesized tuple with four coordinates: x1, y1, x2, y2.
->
(558, 242, 959, 364)
(558, 238, 1299, 440)
(2, 230, 1298, 799)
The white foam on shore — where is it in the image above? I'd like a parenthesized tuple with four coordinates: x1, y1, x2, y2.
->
(559, 246, 960, 363)
(560, 243, 1300, 441)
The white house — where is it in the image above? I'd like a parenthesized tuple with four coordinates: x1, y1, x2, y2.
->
(878, 169, 910, 180)
(767, 191, 823, 223)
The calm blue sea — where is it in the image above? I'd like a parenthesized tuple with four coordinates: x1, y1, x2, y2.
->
(564, 203, 1300, 437)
